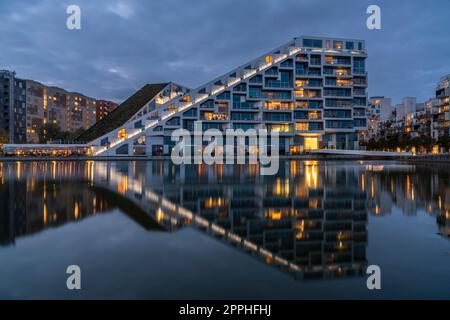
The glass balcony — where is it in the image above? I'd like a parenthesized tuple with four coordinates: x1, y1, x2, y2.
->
(265, 80, 291, 88)
(232, 102, 259, 110)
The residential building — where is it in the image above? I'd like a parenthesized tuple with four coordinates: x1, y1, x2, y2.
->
(432, 74, 450, 140)
(367, 96, 392, 139)
(0, 70, 116, 143)
(81, 36, 368, 157)
(26, 80, 98, 143)
(96, 100, 118, 122)
(395, 97, 418, 122)
(0, 71, 27, 143)
(375, 74, 450, 147)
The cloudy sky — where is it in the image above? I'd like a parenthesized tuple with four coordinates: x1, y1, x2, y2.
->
(1, 0, 449, 104)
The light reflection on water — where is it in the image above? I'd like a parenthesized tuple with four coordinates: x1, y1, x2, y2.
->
(0, 160, 449, 299)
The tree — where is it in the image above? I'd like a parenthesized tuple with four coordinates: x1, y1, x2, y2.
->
(0, 129, 8, 145)
(38, 123, 62, 143)
(38, 124, 86, 144)
(419, 136, 434, 153)
(438, 133, 450, 153)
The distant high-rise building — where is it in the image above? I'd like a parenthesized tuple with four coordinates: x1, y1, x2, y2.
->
(0, 71, 27, 143)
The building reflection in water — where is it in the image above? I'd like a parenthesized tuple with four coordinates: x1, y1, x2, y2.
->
(0, 160, 449, 280)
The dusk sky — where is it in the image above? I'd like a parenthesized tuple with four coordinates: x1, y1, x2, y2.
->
(1, 0, 449, 105)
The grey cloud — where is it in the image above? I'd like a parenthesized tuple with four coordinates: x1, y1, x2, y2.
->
(0, 0, 449, 104)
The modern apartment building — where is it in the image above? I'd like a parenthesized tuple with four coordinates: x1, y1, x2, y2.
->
(0, 70, 116, 143)
(432, 74, 450, 140)
(375, 74, 450, 145)
(0, 71, 27, 143)
(80, 36, 368, 157)
(25, 80, 98, 143)
(366, 96, 392, 139)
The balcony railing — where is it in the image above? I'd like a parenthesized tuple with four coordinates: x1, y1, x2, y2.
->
(323, 69, 351, 76)
(232, 102, 259, 110)
(296, 69, 322, 76)
(324, 91, 351, 97)
(324, 59, 351, 65)
(265, 81, 291, 88)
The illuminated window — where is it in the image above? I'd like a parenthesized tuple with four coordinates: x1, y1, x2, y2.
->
(295, 122, 308, 131)
(264, 101, 292, 111)
(308, 111, 321, 120)
(179, 95, 190, 103)
(334, 41, 343, 49)
(336, 79, 352, 86)
(117, 129, 127, 139)
(304, 137, 318, 150)
(296, 80, 308, 87)
(268, 124, 291, 132)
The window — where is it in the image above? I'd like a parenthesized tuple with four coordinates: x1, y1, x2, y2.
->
(325, 120, 354, 129)
(231, 112, 256, 121)
(233, 123, 255, 130)
(280, 59, 293, 68)
(345, 42, 354, 50)
(354, 119, 366, 127)
(353, 58, 366, 74)
(233, 83, 246, 92)
(295, 122, 308, 131)
(117, 129, 127, 139)
(263, 112, 291, 121)
(249, 75, 262, 83)
(116, 144, 129, 155)
(324, 109, 352, 118)
(309, 111, 321, 119)
(166, 117, 180, 126)
(217, 91, 230, 100)
(304, 137, 318, 150)
(294, 111, 308, 119)
(265, 101, 292, 111)
(183, 108, 197, 117)
(249, 86, 262, 99)
(303, 39, 322, 48)
(201, 100, 215, 108)
(333, 41, 343, 49)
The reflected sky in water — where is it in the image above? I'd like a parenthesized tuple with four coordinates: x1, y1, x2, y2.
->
(0, 160, 449, 299)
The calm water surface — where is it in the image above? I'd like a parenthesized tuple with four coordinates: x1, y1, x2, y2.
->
(0, 160, 449, 299)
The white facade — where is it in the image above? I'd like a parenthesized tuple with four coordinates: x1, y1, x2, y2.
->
(87, 36, 369, 157)
(396, 97, 417, 122)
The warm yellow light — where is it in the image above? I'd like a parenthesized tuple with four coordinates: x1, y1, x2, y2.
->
(304, 137, 318, 150)
(117, 129, 127, 139)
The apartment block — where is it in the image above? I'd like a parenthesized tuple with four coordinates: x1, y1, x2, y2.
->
(82, 36, 368, 157)
(96, 100, 118, 122)
(375, 74, 450, 145)
(0, 71, 27, 143)
(367, 96, 392, 139)
(1, 70, 116, 143)
(432, 74, 450, 140)
(25, 80, 99, 143)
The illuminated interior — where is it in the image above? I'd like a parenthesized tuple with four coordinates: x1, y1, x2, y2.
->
(304, 137, 319, 150)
